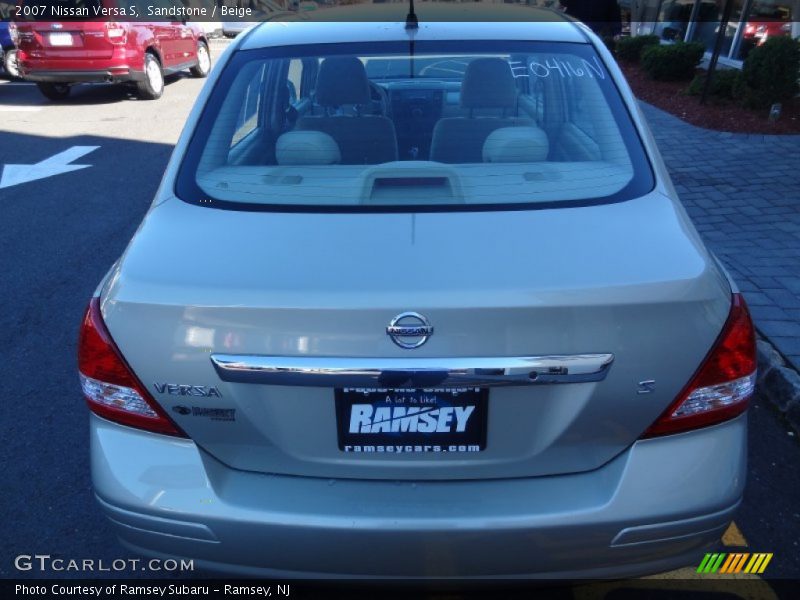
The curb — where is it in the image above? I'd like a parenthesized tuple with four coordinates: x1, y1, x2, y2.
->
(756, 335, 800, 435)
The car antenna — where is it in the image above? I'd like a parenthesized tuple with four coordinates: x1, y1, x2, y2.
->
(405, 0, 418, 78)
(405, 0, 419, 30)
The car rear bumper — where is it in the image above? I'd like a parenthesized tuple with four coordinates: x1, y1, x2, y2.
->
(91, 413, 746, 578)
(19, 67, 144, 84)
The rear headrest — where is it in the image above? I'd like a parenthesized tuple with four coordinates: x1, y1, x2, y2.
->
(315, 56, 371, 107)
(483, 127, 550, 163)
(461, 58, 518, 110)
(276, 131, 341, 166)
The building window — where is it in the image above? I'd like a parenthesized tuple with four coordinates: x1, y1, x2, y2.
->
(689, 0, 746, 57)
(737, 0, 798, 59)
(654, 0, 698, 40)
(631, 0, 799, 64)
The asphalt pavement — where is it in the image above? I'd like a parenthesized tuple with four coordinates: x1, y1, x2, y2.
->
(1, 43, 799, 595)
(0, 66, 208, 580)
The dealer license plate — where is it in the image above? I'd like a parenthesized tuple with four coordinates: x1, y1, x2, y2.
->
(49, 32, 73, 47)
(336, 387, 487, 453)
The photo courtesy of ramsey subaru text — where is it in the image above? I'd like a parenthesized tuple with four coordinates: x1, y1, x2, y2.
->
(77, 16, 757, 578)
(11, 0, 211, 100)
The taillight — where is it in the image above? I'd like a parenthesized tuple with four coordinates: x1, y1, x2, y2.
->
(78, 297, 185, 437)
(9, 22, 19, 45)
(642, 293, 756, 438)
(105, 22, 127, 44)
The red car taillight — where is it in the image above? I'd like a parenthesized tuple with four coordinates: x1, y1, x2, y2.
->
(78, 297, 185, 437)
(642, 293, 756, 438)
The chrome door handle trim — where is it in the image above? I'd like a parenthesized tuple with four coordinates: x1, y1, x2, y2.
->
(210, 354, 614, 388)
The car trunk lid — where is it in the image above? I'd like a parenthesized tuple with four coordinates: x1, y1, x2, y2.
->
(100, 193, 731, 480)
(15, 21, 116, 60)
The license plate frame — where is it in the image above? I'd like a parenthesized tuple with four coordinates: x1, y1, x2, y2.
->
(335, 387, 488, 454)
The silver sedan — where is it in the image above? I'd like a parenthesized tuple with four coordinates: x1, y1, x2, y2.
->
(79, 16, 756, 578)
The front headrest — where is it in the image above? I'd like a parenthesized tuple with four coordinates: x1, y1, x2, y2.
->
(461, 58, 518, 110)
(315, 56, 371, 107)
(483, 127, 550, 163)
(276, 131, 341, 166)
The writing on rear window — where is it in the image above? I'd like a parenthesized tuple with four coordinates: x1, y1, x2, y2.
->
(527, 56, 606, 80)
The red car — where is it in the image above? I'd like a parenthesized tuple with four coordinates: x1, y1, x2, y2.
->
(743, 19, 792, 46)
(13, 1, 210, 100)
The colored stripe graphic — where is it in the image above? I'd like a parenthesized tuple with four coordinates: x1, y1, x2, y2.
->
(758, 553, 773, 574)
(744, 554, 760, 573)
(698, 553, 728, 573)
(697, 553, 713, 573)
(711, 553, 726, 573)
(744, 553, 773, 574)
(698, 552, 773, 574)
(719, 553, 738, 573)
(732, 553, 750, 573)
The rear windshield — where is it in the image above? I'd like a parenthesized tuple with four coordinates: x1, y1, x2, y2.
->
(177, 40, 654, 212)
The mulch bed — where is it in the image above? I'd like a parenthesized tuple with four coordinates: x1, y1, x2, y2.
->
(618, 62, 800, 135)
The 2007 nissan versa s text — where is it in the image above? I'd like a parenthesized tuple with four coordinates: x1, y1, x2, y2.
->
(78, 16, 756, 578)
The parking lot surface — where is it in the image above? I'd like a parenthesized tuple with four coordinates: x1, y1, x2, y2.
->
(640, 103, 800, 370)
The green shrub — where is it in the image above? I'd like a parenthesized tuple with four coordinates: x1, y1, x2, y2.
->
(616, 35, 660, 62)
(687, 68, 741, 99)
(641, 42, 706, 81)
(734, 36, 800, 109)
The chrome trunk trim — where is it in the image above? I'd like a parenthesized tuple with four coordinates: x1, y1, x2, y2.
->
(210, 354, 614, 388)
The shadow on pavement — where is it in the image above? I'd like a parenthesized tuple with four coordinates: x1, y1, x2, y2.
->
(0, 130, 175, 579)
(0, 72, 191, 106)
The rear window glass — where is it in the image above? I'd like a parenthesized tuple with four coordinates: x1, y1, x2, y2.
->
(177, 40, 653, 212)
